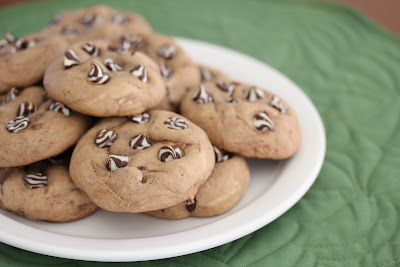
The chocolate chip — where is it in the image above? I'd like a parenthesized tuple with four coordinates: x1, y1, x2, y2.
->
(1, 87, 19, 105)
(158, 46, 176, 59)
(88, 63, 110, 84)
(128, 112, 150, 124)
(217, 82, 236, 95)
(213, 146, 233, 163)
(228, 97, 240, 103)
(185, 199, 196, 212)
(104, 58, 122, 72)
(48, 13, 62, 25)
(164, 117, 188, 130)
(200, 68, 213, 81)
(160, 64, 172, 80)
(49, 102, 70, 116)
(111, 14, 128, 24)
(95, 129, 117, 149)
(246, 87, 266, 101)
(193, 84, 213, 104)
(130, 133, 153, 150)
(17, 101, 36, 117)
(253, 111, 274, 131)
(64, 49, 81, 69)
(158, 145, 183, 162)
(7, 116, 29, 133)
(81, 13, 102, 26)
(0, 32, 16, 49)
(23, 172, 47, 189)
(106, 155, 128, 171)
(131, 64, 147, 83)
(82, 42, 100, 56)
(269, 96, 287, 114)
(61, 26, 78, 37)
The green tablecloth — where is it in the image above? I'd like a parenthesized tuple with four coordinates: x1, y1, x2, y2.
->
(1, 0, 400, 266)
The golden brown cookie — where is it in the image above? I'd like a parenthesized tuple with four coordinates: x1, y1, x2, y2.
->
(40, 5, 153, 44)
(180, 82, 301, 159)
(147, 146, 249, 219)
(0, 32, 68, 93)
(0, 157, 98, 223)
(43, 40, 165, 117)
(0, 86, 92, 167)
(69, 110, 215, 213)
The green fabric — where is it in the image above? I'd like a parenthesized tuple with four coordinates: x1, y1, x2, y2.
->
(1, 0, 400, 265)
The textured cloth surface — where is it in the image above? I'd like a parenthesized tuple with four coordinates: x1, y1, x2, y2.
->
(1, 0, 400, 266)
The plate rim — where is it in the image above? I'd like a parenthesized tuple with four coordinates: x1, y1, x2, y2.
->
(0, 37, 326, 262)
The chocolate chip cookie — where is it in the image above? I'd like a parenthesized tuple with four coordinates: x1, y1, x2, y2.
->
(151, 65, 231, 112)
(44, 40, 165, 116)
(141, 34, 200, 108)
(198, 65, 230, 83)
(0, 32, 68, 93)
(0, 86, 92, 167)
(41, 5, 153, 44)
(69, 110, 215, 213)
(109, 34, 200, 110)
(147, 146, 249, 219)
(180, 82, 301, 159)
(0, 157, 98, 222)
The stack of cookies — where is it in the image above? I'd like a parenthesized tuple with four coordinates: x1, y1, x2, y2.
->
(0, 5, 301, 222)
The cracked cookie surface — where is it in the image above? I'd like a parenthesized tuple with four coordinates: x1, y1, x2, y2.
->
(69, 110, 215, 213)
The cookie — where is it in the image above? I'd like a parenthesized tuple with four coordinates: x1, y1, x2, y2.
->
(0, 86, 92, 167)
(69, 110, 215, 213)
(150, 91, 176, 112)
(0, 156, 98, 222)
(43, 40, 165, 116)
(141, 34, 200, 108)
(40, 5, 153, 44)
(198, 65, 230, 83)
(0, 32, 68, 93)
(147, 146, 249, 219)
(151, 65, 231, 112)
(180, 82, 301, 159)
(109, 34, 200, 110)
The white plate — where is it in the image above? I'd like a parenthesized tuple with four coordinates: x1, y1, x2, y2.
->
(0, 37, 326, 262)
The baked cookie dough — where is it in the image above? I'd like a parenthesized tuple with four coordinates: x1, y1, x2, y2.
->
(180, 82, 301, 159)
(151, 65, 231, 112)
(0, 86, 92, 167)
(198, 64, 230, 83)
(0, 157, 97, 222)
(147, 146, 249, 219)
(0, 32, 68, 93)
(69, 110, 215, 213)
(44, 40, 165, 116)
(40, 5, 153, 44)
(109, 34, 200, 110)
